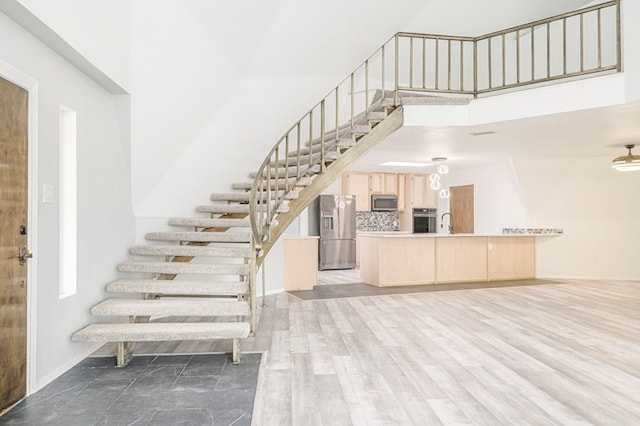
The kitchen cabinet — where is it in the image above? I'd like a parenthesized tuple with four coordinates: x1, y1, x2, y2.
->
(487, 236, 536, 280)
(397, 174, 405, 211)
(409, 174, 438, 208)
(435, 236, 488, 283)
(358, 234, 538, 286)
(283, 237, 319, 291)
(359, 235, 436, 286)
(398, 173, 437, 231)
(370, 173, 398, 195)
(343, 172, 401, 211)
(342, 172, 370, 211)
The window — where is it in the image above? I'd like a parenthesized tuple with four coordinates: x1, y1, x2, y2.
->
(59, 106, 77, 298)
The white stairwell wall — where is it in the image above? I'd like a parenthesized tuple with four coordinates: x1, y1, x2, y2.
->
(0, 8, 134, 392)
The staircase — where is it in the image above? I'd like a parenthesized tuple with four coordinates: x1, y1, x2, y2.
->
(71, 89, 467, 366)
(72, 2, 620, 364)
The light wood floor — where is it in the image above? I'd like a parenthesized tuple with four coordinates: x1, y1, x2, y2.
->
(94, 279, 640, 425)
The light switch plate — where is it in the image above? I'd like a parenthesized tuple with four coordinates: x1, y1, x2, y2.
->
(43, 184, 54, 204)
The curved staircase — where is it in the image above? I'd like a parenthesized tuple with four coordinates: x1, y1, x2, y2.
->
(71, 89, 466, 366)
(72, 3, 618, 364)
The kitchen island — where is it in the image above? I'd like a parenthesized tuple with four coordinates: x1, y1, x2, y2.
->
(358, 233, 537, 286)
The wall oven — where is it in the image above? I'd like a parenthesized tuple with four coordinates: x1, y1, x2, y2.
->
(413, 208, 437, 233)
(371, 194, 398, 211)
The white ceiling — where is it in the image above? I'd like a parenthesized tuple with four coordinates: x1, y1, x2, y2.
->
(350, 99, 640, 174)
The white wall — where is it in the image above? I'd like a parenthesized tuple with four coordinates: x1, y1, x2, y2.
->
(14, 0, 131, 91)
(127, 0, 463, 223)
(0, 11, 135, 390)
(437, 161, 527, 234)
(405, 0, 592, 37)
(513, 156, 640, 280)
(621, 0, 640, 101)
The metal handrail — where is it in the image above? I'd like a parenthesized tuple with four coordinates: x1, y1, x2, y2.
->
(473, 0, 620, 94)
(249, 34, 398, 250)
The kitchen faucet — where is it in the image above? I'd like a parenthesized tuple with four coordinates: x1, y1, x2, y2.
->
(441, 212, 454, 234)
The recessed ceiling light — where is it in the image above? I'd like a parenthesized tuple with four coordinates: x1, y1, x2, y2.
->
(379, 161, 431, 167)
(469, 130, 496, 136)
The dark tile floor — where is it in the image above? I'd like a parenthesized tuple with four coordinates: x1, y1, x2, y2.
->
(289, 278, 559, 300)
(0, 353, 261, 426)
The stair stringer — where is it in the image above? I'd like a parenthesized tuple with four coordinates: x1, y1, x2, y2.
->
(255, 105, 404, 264)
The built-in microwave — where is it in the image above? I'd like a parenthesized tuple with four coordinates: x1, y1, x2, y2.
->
(371, 194, 398, 211)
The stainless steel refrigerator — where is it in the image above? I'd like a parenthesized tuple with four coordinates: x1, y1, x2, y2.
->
(318, 194, 356, 270)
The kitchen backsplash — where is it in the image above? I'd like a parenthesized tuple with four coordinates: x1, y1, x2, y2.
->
(356, 211, 399, 231)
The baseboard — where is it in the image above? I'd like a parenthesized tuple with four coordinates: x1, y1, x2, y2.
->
(32, 343, 103, 394)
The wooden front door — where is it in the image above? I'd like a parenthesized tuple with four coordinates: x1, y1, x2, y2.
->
(450, 184, 474, 234)
(0, 76, 29, 411)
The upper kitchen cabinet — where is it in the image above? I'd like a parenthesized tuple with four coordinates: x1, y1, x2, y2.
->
(342, 172, 370, 211)
(370, 173, 398, 195)
(405, 173, 437, 209)
(343, 172, 403, 211)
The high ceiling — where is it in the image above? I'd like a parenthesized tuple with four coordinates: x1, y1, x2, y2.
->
(350, 98, 640, 174)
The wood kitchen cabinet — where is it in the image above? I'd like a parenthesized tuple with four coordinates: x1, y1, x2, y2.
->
(370, 173, 398, 195)
(399, 173, 437, 230)
(397, 174, 405, 211)
(487, 236, 536, 280)
(343, 172, 401, 211)
(342, 172, 370, 211)
(435, 236, 488, 283)
(358, 234, 537, 286)
(409, 174, 438, 208)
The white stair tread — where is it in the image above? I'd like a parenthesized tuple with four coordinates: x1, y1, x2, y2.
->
(72, 322, 250, 342)
(210, 191, 298, 202)
(308, 137, 353, 148)
(351, 124, 371, 134)
(129, 245, 251, 258)
(106, 280, 249, 295)
(146, 231, 251, 243)
(249, 164, 320, 178)
(196, 204, 289, 214)
(381, 95, 469, 107)
(336, 139, 356, 148)
(232, 176, 312, 190)
(291, 142, 337, 156)
(168, 217, 250, 228)
(91, 298, 250, 317)
(367, 111, 388, 121)
(117, 261, 250, 275)
(271, 152, 339, 167)
(196, 204, 249, 214)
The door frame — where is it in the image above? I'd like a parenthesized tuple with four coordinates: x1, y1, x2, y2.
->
(1, 58, 39, 395)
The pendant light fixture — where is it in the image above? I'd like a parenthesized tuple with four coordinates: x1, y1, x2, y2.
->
(612, 144, 640, 172)
(431, 157, 450, 198)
